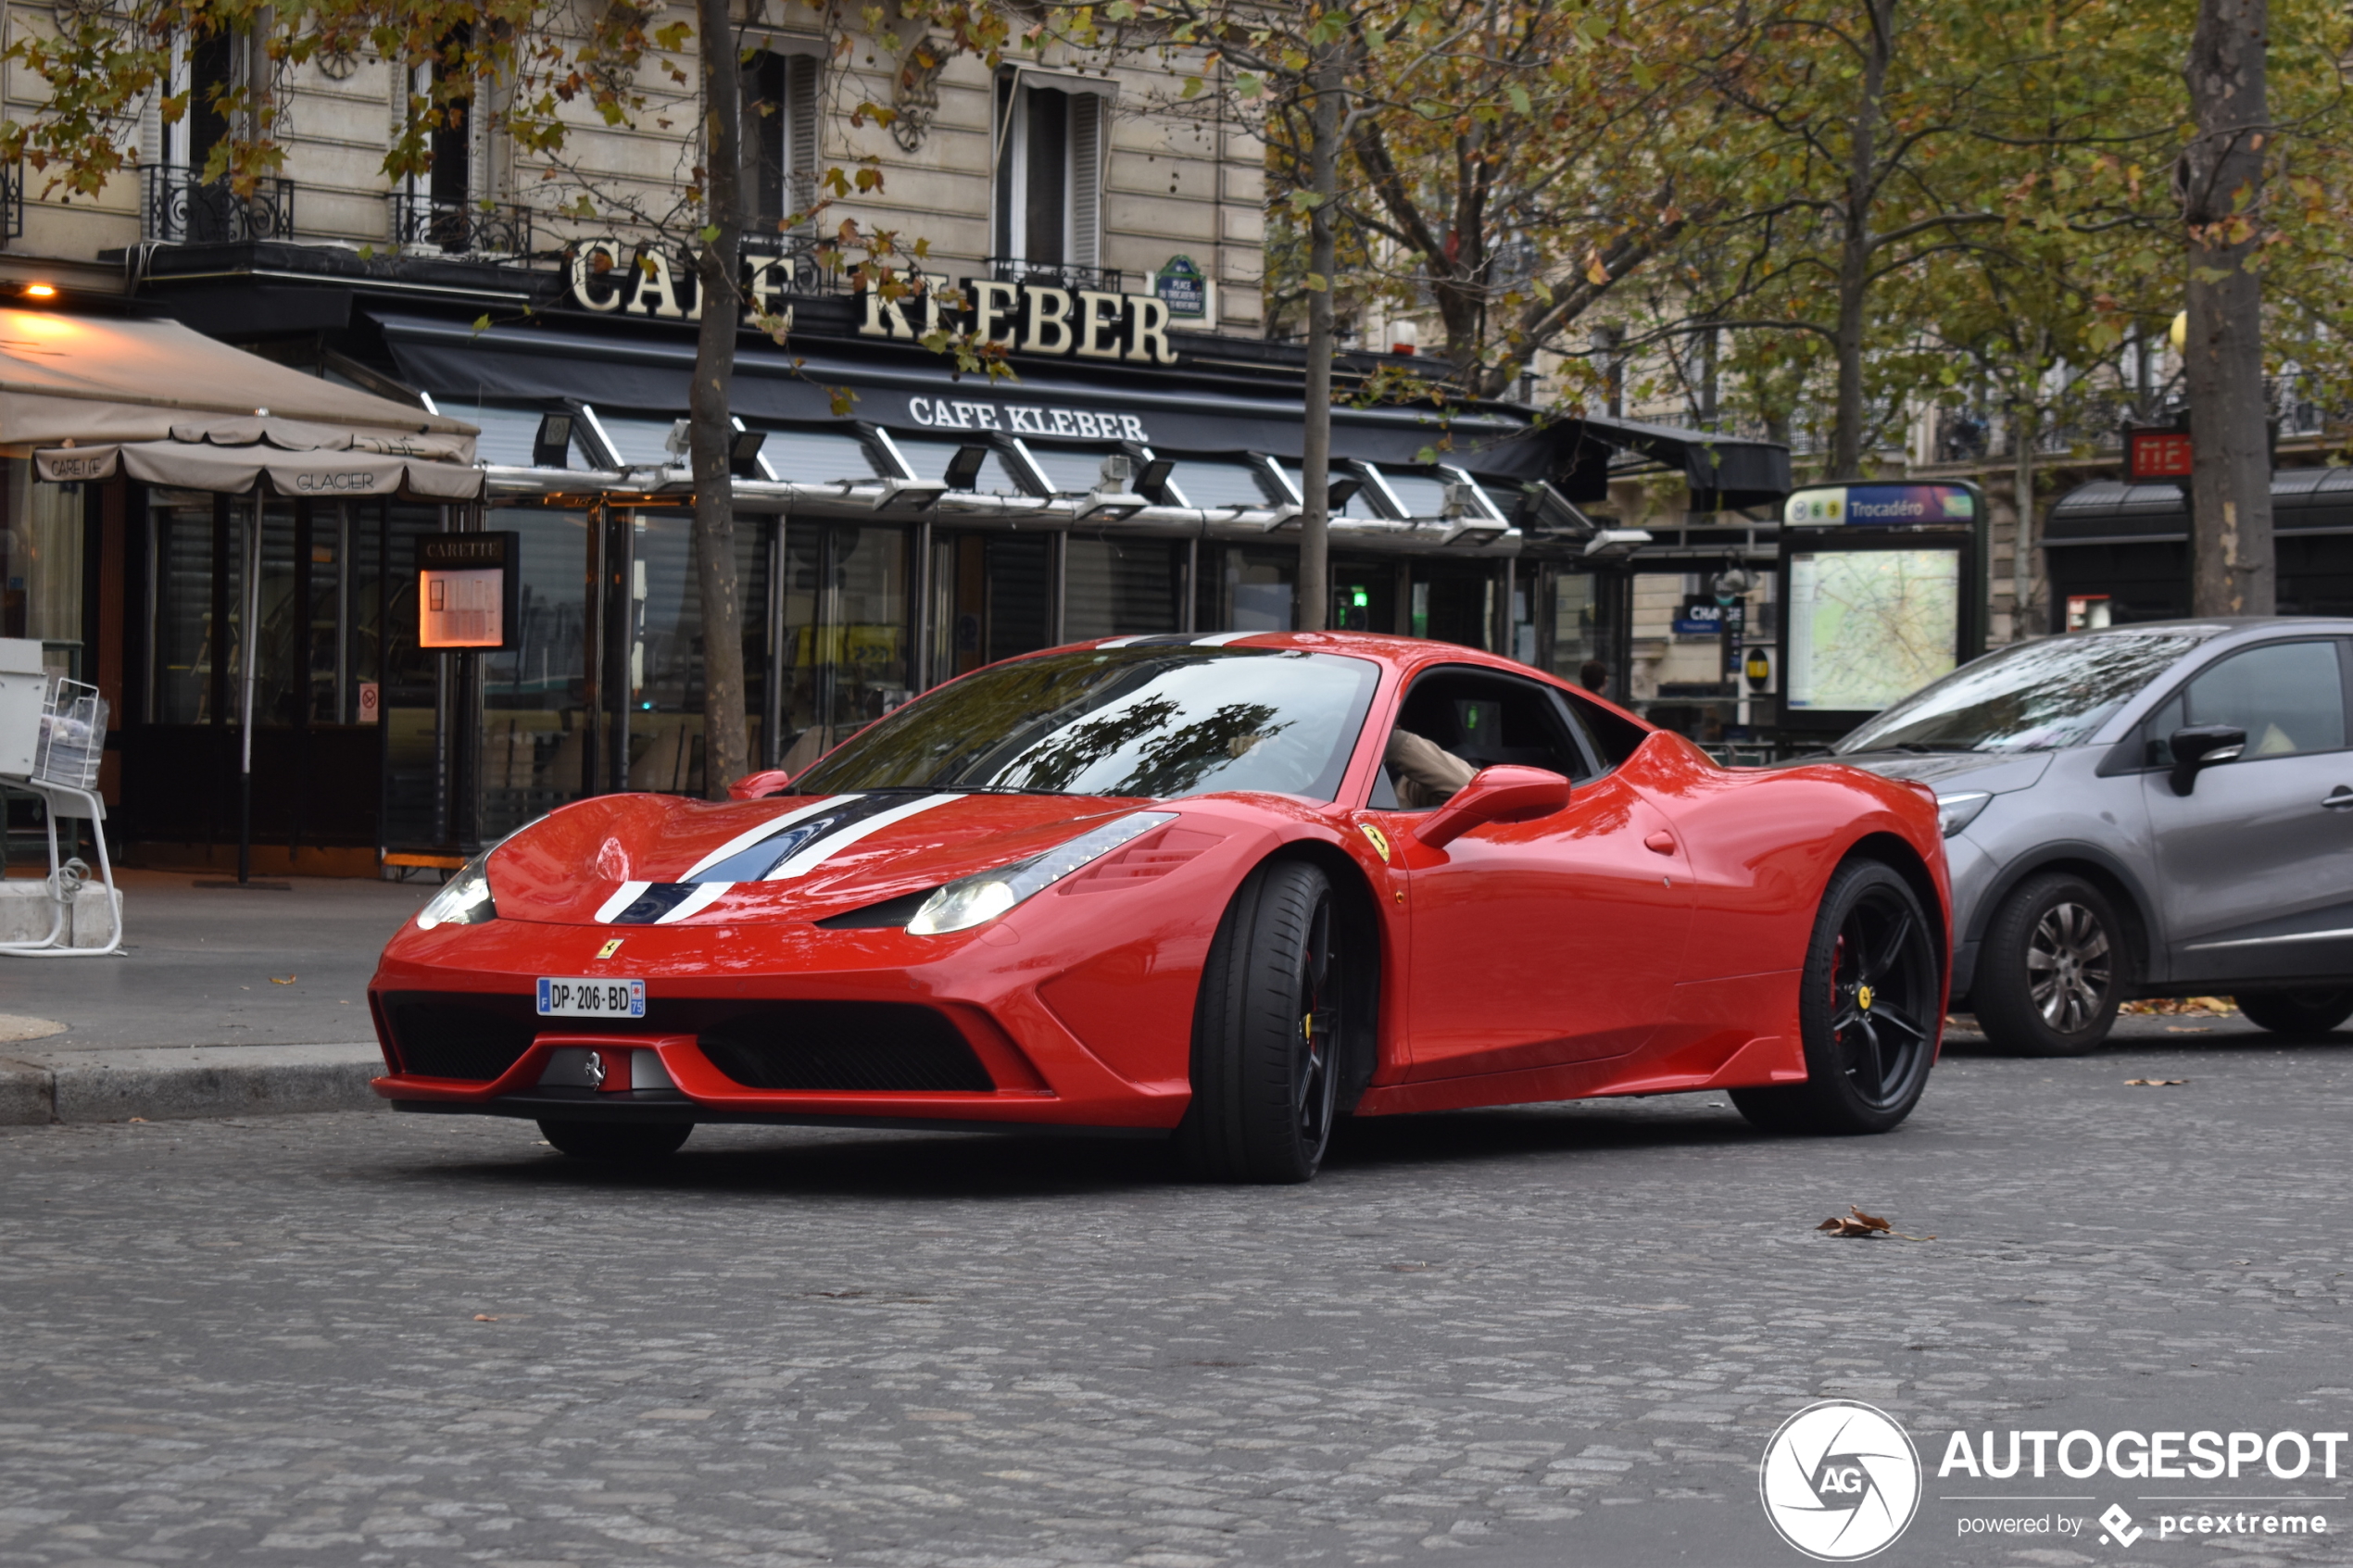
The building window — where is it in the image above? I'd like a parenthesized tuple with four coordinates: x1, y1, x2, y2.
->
(743, 50, 820, 234)
(166, 28, 236, 175)
(993, 75, 1105, 278)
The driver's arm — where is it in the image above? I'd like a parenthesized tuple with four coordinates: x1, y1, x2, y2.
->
(1385, 728, 1477, 809)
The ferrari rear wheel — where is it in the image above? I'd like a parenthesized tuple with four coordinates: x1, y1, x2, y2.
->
(1179, 859, 1345, 1184)
(537, 1119, 693, 1160)
(1732, 859, 1942, 1136)
(2233, 989, 2353, 1037)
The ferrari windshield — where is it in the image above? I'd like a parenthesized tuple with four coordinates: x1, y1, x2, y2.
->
(1835, 628, 2217, 754)
(793, 646, 1381, 801)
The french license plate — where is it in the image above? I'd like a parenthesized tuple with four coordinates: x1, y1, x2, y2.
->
(536, 976, 647, 1018)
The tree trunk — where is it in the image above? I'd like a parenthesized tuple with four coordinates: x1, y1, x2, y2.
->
(1296, 43, 1342, 634)
(2183, 0, 2272, 616)
(1830, 0, 1894, 479)
(689, 0, 749, 796)
(2012, 397, 2037, 640)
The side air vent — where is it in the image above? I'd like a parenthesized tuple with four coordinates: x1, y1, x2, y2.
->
(696, 1002, 994, 1092)
(383, 995, 539, 1082)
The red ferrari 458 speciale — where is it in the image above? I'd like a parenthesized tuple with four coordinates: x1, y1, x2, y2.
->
(370, 632, 1950, 1182)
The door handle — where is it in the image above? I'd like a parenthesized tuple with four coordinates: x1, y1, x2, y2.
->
(1643, 830, 1678, 855)
(2325, 787, 2353, 810)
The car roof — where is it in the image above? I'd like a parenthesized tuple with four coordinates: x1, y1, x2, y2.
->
(1077, 629, 1555, 675)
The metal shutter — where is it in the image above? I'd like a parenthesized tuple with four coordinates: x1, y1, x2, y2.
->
(786, 53, 821, 229)
(1067, 91, 1101, 273)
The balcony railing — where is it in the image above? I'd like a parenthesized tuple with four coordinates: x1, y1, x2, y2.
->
(143, 169, 295, 244)
(389, 193, 535, 257)
(0, 165, 19, 244)
(987, 256, 1126, 294)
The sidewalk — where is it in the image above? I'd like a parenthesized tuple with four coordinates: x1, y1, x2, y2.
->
(0, 869, 431, 1123)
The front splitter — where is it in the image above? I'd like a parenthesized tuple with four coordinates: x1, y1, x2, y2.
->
(388, 1091, 1170, 1139)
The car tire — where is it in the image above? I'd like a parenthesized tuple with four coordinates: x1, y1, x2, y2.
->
(1178, 859, 1347, 1184)
(1731, 859, 1943, 1136)
(1974, 872, 2125, 1056)
(2233, 989, 2353, 1037)
(537, 1119, 693, 1160)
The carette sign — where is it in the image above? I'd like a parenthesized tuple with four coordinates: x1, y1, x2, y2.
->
(563, 242, 1180, 366)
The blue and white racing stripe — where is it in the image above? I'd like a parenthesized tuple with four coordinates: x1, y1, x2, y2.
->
(591, 793, 967, 923)
(763, 793, 964, 879)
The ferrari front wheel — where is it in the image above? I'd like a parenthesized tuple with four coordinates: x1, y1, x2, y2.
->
(1179, 859, 1346, 1184)
(537, 1119, 693, 1160)
(1732, 859, 1942, 1136)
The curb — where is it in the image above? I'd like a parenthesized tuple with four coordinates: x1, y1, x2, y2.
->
(0, 1043, 386, 1125)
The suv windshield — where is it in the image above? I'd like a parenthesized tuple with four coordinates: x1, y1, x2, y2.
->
(793, 646, 1381, 801)
(1835, 629, 2216, 755)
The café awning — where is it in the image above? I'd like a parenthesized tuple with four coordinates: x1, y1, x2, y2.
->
(0, 306, 478, 460)
(34, 429, 484, 500)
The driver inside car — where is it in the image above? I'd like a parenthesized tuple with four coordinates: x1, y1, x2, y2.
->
(1385, 728, 1477, 809)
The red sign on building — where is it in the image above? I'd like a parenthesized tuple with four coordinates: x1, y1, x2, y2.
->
(2126, 428, 2193, 481)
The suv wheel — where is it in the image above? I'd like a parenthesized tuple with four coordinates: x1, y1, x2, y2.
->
(2233, 989, 2353, 1037)
(1974, 872, 2124, 1056)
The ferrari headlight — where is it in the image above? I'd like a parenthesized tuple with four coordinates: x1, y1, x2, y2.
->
(1935, 790, 1994, 838)
(416, 853, 497, 929)
(906, 811, 1177, 935)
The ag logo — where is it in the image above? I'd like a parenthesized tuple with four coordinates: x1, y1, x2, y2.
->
(1759, 1399, 1921, 1561)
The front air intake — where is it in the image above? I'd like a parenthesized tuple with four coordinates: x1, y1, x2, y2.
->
(696, 1002, 994, 1092)
(382, 994, 539, 1082)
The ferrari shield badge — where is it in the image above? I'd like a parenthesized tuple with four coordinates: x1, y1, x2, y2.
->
(1358, 823, 1391, 864)
(597, 938, 624, 960)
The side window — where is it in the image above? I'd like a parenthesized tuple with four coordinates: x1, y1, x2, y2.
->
(2145, 641, 2347, 765)
(1563, 687, 1650, 770)
(1374, 668, 1592, 809)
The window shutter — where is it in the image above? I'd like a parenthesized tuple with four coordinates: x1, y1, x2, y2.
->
(786, 54, 821, 230)
(1067, 92, 1101, 274)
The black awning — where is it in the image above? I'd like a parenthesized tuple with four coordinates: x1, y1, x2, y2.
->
(2048, 469, 2353, 545)
(371, 310, 1788, 505)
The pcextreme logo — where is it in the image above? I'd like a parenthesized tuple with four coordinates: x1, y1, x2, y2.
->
(1761, 1399, 1923, 1561)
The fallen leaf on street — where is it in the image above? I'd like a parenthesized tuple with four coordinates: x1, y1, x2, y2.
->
(473, 1314, 498, 1322)
(1817, 1206, 1934, 1241)
(2125, 1078, 2189, 1086)
(269, 975, 296, 985)
(128, 1117, 146, 1123)
(2164, 1025, 2208, 1033)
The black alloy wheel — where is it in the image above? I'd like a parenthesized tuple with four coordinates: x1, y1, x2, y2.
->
(2233, 989, 2353, 1037)
(1732, 859, 1942, 1135)
(1974, 872, 2125, 1056)
(1179, 859, 1348, 1183)
(537, 1119, 694, 1160)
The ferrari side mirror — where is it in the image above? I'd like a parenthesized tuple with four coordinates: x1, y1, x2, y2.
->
(2168, 725, 2246, 797)
(1415, 765, 1571, 849)
(728, 768, 795, 800)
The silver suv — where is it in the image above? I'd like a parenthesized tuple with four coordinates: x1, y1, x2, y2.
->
(1814, 618, 2353, 1054)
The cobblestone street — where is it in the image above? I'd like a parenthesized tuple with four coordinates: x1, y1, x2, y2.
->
(3, 1019, 2349, 1567)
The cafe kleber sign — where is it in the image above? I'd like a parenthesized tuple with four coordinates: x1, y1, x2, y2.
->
(565, 241, 1181, 366)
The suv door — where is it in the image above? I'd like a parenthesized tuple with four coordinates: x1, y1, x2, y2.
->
(1358, 665, 1694, 1078)
(2139, 637, 2353, 983)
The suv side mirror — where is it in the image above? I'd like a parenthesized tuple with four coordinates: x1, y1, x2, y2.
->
(2168, 725, 2246, 797)
(728, 768, 795, 800)
(1414, 765, 1571, 848)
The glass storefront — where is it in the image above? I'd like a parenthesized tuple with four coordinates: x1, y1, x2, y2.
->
(1, 461, 85, 678)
